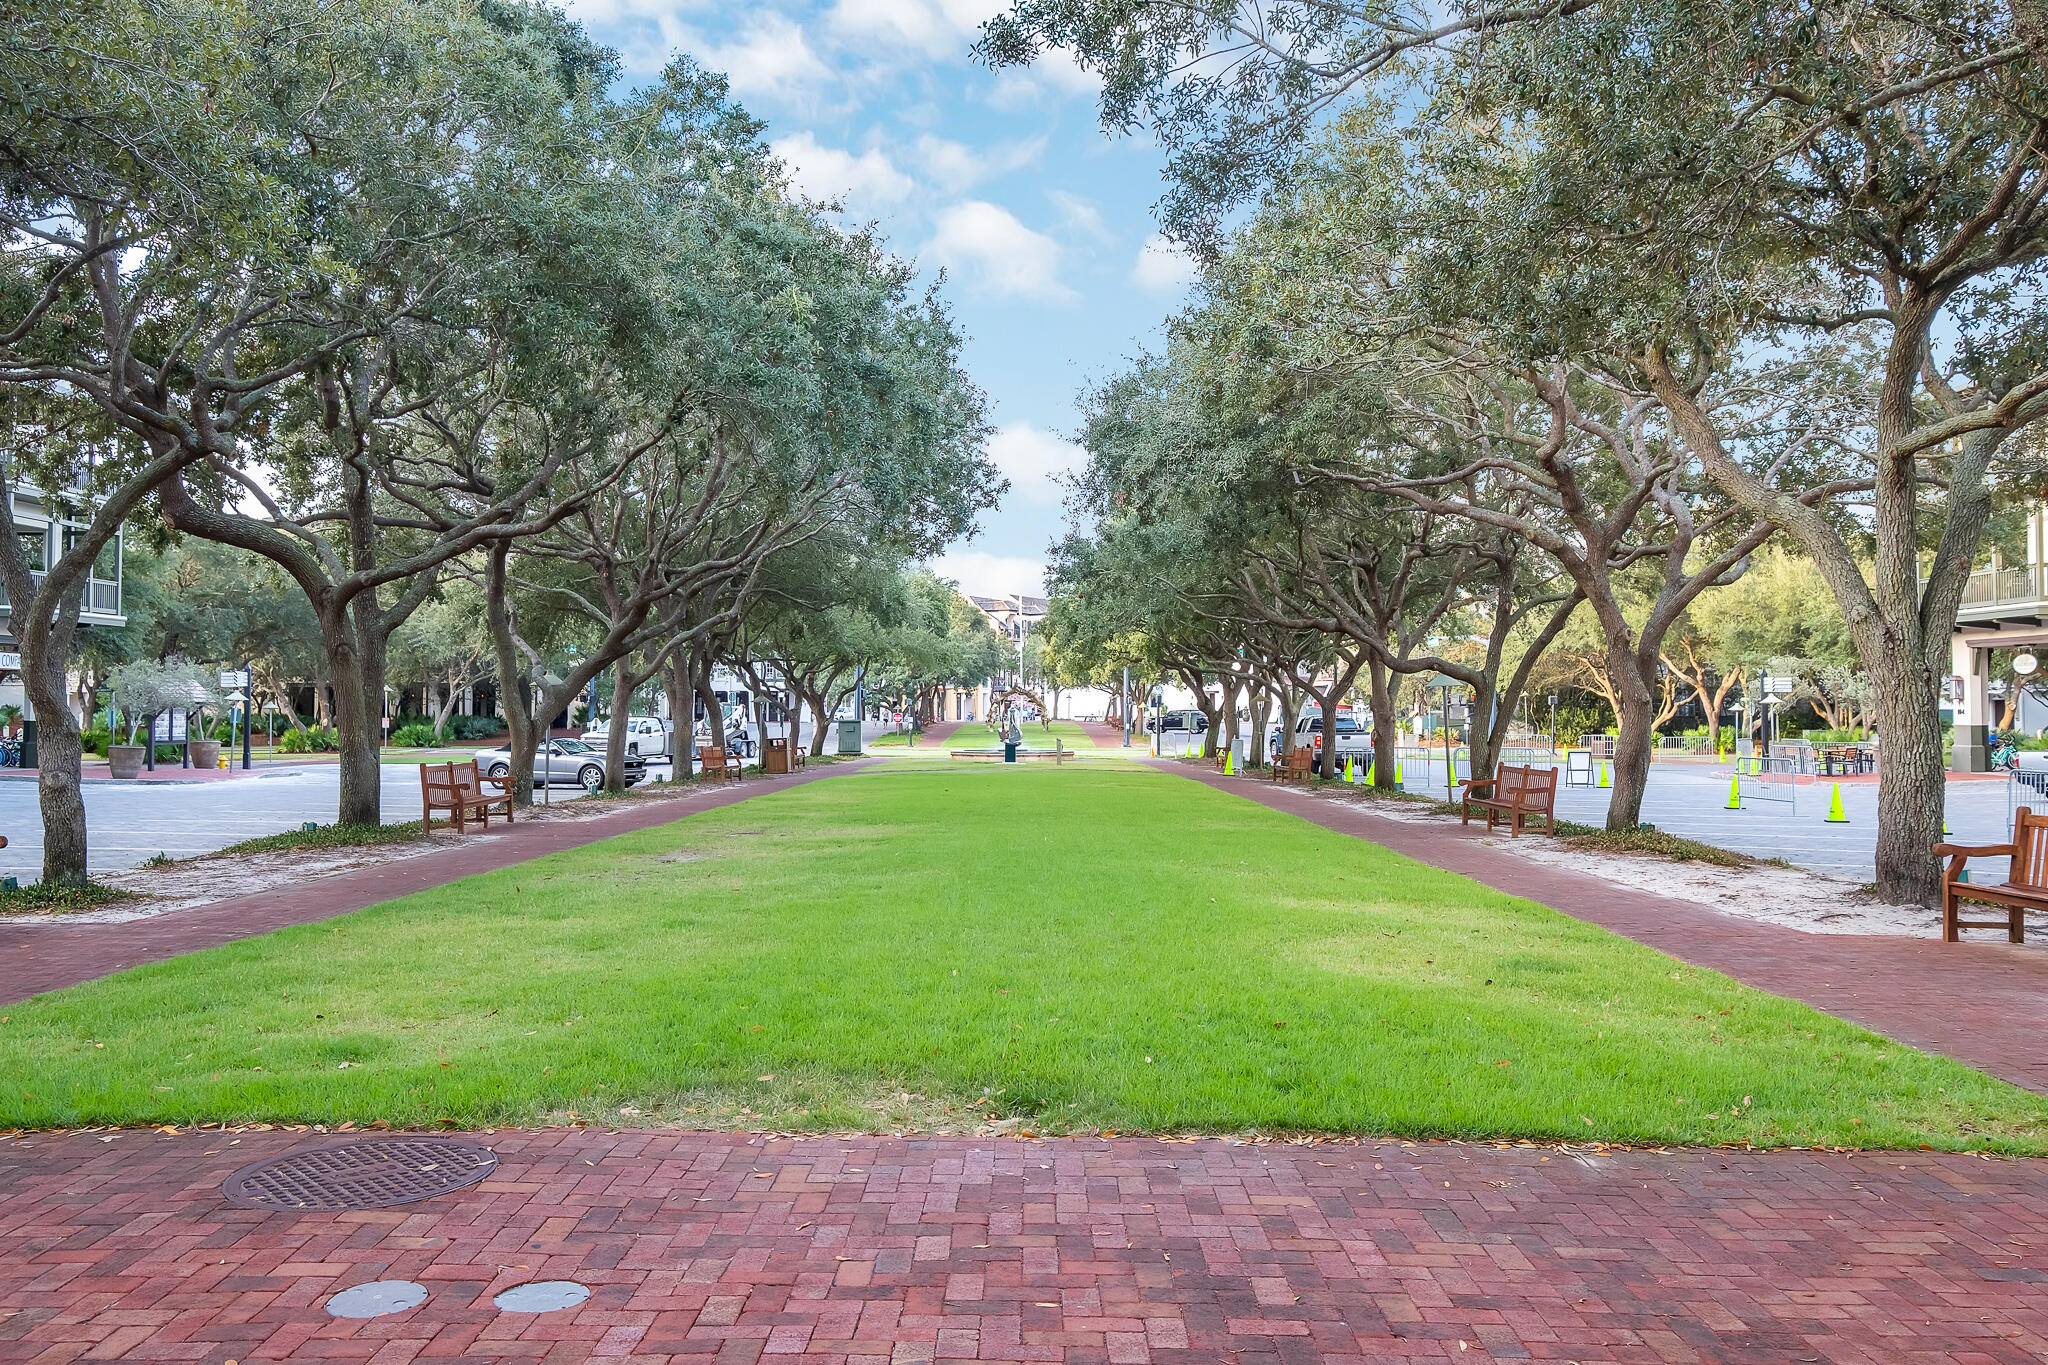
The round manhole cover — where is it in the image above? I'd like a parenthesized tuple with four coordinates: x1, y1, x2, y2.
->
(326, 1279, 428, 1318)
(494, 1280, 591, 1313)
(222, 1136, 497, 1211)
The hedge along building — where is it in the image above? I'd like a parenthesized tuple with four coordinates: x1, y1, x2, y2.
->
(1952, 504, 2048, 770)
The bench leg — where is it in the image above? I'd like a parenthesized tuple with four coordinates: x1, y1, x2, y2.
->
(1944, 890, 1960, 943)
(2013, 907, 2026, 944)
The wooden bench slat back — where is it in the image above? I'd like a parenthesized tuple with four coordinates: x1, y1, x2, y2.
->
(1479, 763, 1556, 808)
(2016, 807, 2048, 890)
(702, 746, 727, 764)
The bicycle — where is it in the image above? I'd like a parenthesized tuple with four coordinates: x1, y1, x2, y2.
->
(0, 738, 23, 767)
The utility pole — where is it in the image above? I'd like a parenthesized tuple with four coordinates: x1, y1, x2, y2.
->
(241, 659, 253, 769)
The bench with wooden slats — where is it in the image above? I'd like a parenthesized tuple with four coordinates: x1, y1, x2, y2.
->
(1458, 762, 1559, 837)
(420, 759, 512, 833)
(1935, 805, 2048, 942)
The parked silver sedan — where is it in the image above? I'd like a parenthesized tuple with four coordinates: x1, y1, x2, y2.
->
(476, 738, 646, 789)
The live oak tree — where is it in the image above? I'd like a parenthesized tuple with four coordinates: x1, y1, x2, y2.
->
(1434, 0, 2048, 901)
(0, 0, 425, 880)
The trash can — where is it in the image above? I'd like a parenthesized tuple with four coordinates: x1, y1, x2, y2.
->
(836, 718, 862, 756)
(1004, 741, 1018, 763)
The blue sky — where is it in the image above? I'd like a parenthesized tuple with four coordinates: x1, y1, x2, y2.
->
(560, 0, 1194, 597)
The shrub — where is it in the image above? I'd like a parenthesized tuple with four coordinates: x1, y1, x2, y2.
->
(390, 722, 438, 747)
(448, 714, 504, 740)
(79, 727, 109, 757)
(276, 726, 337, 754)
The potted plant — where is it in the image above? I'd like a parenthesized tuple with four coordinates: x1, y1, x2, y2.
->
(105, 659, 223, 777)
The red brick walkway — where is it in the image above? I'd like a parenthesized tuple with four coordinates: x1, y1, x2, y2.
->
(4, 1125, 2047, 1364)
(1146, 757, 2048, 1096)
(0, 762, 877, 1007)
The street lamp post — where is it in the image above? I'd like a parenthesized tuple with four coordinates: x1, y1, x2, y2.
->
(1122, 665, 1131, 747)
(241, 659, 253, 769)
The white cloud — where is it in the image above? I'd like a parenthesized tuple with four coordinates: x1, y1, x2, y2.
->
(913, 133, 1045, 192)
(926, 201, 1076, 303)
(987, 423, 1084, 504)
(827, 0, 1004, 60)
(929, 547, 1049, 599)
(773, 132, 915, 206)
(699, 14, 834, 106)
(987, 45, 1101, 109)
(1048, 189, 1110, 242)
(1131, 233, 1201, 294)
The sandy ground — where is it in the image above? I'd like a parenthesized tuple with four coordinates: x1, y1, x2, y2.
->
(2, 790, 702, 926)
(1299, 784, 1972, 942)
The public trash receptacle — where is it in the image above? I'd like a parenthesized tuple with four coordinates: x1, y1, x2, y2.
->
(1004, 742, 1018, 763)
(836, 718, 862, 755)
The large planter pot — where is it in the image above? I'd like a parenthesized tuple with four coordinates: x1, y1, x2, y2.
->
(188, 739, 222, 770)
(108, 744, 146, 779)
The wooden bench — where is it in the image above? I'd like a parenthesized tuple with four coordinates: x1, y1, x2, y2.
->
(1459, 762, 1559, 837)
(420, 759, 512, 833)
(1934, 806, 2048, 942)
(792, 743, 809, 771)
(1271, 747, 1313, 784)
(699, 744, 743, 783)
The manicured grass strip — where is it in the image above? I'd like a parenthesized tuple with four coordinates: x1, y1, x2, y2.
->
(213, 821, 428, 857)
(0, 764, 2040, 1151)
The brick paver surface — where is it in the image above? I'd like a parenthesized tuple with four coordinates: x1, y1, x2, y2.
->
(0, 761, 877, 1007)
(3, 1126, 2047, 1364)
(1139, 754, 2048, 1096)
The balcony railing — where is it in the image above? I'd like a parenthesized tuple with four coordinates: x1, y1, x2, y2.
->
(1962, 564, 2045, 609)
(0, 573, 122, 617)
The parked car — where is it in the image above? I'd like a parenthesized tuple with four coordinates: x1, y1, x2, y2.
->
(478, 738, 645, 789)
(1269, 713, 1372, 763)
(1145, 709, 1210, 735)
(583, 714, 672, 760)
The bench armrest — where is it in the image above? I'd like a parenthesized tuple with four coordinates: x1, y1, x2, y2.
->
(476, 773, 512, 791)
(1459, 779, 1496, 797)
(1933, 842, 2013, 859)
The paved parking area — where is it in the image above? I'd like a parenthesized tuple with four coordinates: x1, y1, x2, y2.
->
(3, 1126, 2045, 1364)
(1165, 744, 2017, 882)
(0, 721, 915, 879)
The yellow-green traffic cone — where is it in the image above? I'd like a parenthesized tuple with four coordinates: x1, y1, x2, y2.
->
(1726, 773, 1741, 810)
(1344, 754, 1355, 783)
(1224, 750, 1234, 776)
(1826, 783, 1848, 823)
(1598, 761, 1611, 789)
(1394, 759, 1404, 787)
(1364, 759, 1375, 784)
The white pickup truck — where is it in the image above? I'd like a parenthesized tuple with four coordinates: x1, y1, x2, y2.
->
(582, 714, 673, 761)
(1268, 713, 1373, 763)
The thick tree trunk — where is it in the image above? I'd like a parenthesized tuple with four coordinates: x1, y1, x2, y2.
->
(604, 658, 633, 792)
(1605, 651, 1659, 831)
(22, 595, 86, 885)
(1367, 660, 1401, 788)
(483, 547, 539, 806)
(324, 619, 383, 827)
(1872, 655, 1947, 908)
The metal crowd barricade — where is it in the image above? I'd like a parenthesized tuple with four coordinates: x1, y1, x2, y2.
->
(1737, 751, 1799, 811)
(2011, 769, 2048, 832)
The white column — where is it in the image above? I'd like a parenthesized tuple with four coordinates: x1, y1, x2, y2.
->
(1953, 634, 1992, 772)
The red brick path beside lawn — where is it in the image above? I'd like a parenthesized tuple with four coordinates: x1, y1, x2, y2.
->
(0, 761, 878, 1007)
(5, 1125, 2048, 1364)
(1132, 748, 2048, 1097)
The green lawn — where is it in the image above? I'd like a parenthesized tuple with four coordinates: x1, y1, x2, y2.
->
(2, 763, 2042, 1150)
